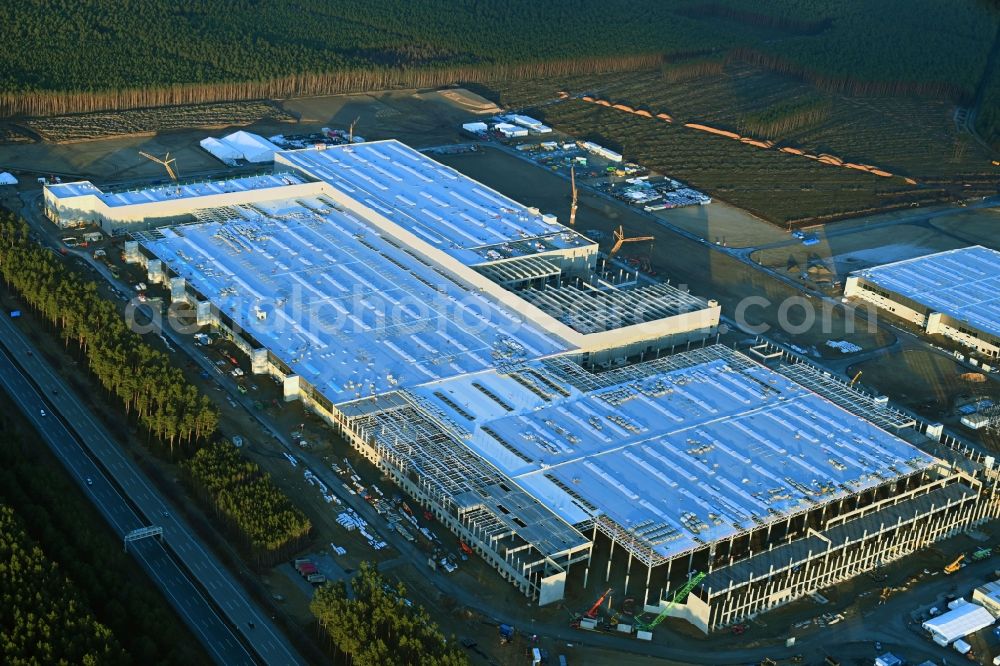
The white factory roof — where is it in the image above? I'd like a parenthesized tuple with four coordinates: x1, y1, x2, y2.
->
(136, 196, 575, 403)
(277, 141, 592, 265)
(922, 602, 995, 645)
(409, 346, 935, 560)
(46, 173, 304, 207)
(852, 245, 1000, 340)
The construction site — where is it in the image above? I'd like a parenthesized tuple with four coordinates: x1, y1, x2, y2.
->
(40, 140, 1000, 640)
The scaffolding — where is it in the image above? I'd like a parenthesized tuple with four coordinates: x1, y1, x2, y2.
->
(519, 281, 708, 334)
(476, 255, 563, 287)
(347, 392, 590, 597)
(542, 345, 748, 393)
(777, 362, 916, 431)
(699, 477, 991, 631)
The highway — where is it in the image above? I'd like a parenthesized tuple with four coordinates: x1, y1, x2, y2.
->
(0, 343, 253, 665)
(0, 312, 306, 666)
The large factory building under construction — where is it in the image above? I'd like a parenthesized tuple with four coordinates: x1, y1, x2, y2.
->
(46, 141, 998, 633)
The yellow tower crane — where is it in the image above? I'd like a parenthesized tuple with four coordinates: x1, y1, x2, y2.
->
(569, 165, 578, 227)
(609, 224, 654, 257)
(139, 151, 180, 193)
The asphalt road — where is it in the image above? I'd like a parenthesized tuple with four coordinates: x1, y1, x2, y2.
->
(0, 312, 306, 666)
(0, 343, 253, 665)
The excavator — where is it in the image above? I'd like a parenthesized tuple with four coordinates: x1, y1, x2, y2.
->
(634, 571, 707, 633)
(944, 554, 964, 574)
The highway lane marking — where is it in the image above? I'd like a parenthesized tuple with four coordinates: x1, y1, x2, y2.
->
(0, 353, 253, 666)
(0, 312, 306, 665)
(132, 544, 254, 666)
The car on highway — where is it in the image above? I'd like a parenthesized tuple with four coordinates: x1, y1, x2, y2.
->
(86, 477, 93, 486)
(39, 408, 46, 416)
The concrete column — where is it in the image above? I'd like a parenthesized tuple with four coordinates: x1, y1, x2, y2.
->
(251, 348, 268, 375)
(146, 259, 163, 284)
(196, 300, 213, 326)
(170, 277, 186, 303)
(644, 561, 653, 606)
(123, 240, 140, 263)
(605, 535, 616, 583)
(283, 375, 301, 402)
(925, 311, 943, 334)
(842, 276, 860, 297)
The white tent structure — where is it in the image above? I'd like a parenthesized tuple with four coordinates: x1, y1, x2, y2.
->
(200, 131, 280, 164)
(922, 602, 994, 646)
(199, 137, 242, 164)
(0, 172, 18, 185)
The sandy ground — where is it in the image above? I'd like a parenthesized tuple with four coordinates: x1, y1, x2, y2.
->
(753, 223, 967, 277)
(652, 199, 790, 248)
(0, 87, 493, 184)
(929, 207, 1000, 249)
(850, 347, 1000, 416)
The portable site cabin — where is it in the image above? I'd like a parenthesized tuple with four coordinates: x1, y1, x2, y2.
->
(494, 123, 528, 138)
(461, 122, 489, 135)
(875, 653, 902, 666)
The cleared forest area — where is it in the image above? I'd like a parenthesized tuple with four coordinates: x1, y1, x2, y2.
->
(492, 61, 996, 224)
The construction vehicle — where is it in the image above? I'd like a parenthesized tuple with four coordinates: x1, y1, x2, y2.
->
(139, 151, 180, 193)
(634, 571, 706, 633)
(583, 587, 613, 619)
(609, 225, 654, 257)
(973, 547, 992, 561)
(569, 165, 578, 227)
(498, 624, 514, 645)
(945, 554, 965, 574)
(849, 371, 862, 388)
